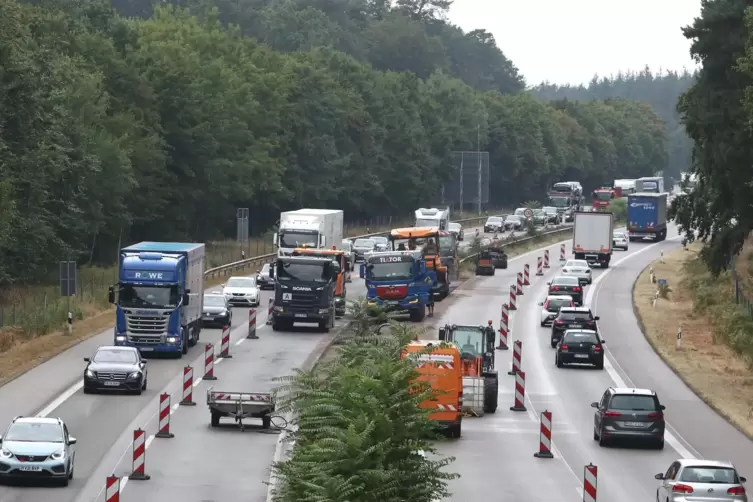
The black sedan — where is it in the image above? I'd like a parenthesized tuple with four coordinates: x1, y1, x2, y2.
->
(484, 216, 505, 233)
(202, 292, 232, 328)
(503, 215, 524, 231)
(547, 276, 583, 305)
(550, 307, 598, 346)
(84, 346, 147, 394)
(256, 262, 275, 290)
(555, 329, 605, 369)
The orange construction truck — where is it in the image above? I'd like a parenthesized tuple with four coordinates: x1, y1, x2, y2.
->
(403, 340, 463, 438)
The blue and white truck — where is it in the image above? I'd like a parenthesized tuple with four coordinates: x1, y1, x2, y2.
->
(109, 242, 205, 357)
(627, 193, 668, 242)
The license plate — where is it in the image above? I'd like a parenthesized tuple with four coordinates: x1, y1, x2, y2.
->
(388, 300, 399, 305)
(294, 313, 307, 318)
(19, 466, 42, 472)
(139, 347, 154, 351)
(574, 354, 589, 359)
(202, 316, 214, 321)
(570, 324, 582, 328)
(103, 381, 121, 386)
(623, 421, 646, 427)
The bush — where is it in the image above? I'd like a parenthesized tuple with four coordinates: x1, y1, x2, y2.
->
(610, 198, 627, 223)
(271, 314, 458, 502)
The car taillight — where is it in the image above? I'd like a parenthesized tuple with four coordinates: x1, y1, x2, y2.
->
(603, 411, 621, 417)
(672, 484, 694, 494)
(551, 286, 559, 290)
(560, 344, 568, 350)
(647, 412, 663, 419)
(573, 287, 581, 292)
(728, 486, 746, 495)
(593, 345, 601, 351)
(555, 320, 564, 324)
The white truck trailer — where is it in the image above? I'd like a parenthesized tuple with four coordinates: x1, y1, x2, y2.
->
(414, 207, 450, 230)
(572, 211, 614, 268)
(274, 209, 344, 257)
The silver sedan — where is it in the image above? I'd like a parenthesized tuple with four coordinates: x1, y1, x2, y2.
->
(561, 259, 592, 285)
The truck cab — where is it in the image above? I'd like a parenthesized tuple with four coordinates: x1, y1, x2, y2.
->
(414, 207, 450, 230)
(273, 209, 344, 257)
(635, 176, 665, 194)
(389, 227, 453, 299)
(360, 250, 431, 322)
(272, 255, 337, 332)
(592, 188, 615, 210)
(291, 247, 348, 317)
(109, 242, 204, 357)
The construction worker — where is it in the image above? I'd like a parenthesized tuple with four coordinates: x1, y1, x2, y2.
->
(423, 238, 437, 255)
(397, 243, 406, 251)
(427, 292, 435, 317)
(408, 239, 417, 250)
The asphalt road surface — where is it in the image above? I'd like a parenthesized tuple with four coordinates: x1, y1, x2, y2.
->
(431, 225, 753, 502)
(0, 222, 519, 502)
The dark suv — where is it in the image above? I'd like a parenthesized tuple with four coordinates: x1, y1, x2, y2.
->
(592, 387, 666, 449)
(555, 329, 604, 369)
(551, 307, 598, 347)
(547, 276, 583, 305)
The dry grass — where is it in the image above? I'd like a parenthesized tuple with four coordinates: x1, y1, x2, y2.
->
(633, 244, 753, 439)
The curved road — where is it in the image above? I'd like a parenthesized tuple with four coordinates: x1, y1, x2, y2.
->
(0, 222, 513, 502)
(433, 226, 753, 501)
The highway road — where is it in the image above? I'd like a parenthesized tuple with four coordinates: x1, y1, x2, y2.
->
(432, 226, 753, 501)
(0, 222, 507, 502)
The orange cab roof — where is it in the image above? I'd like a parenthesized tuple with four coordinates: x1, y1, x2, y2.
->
(390, 227, 440, 239)
(292, 248, 344, 255)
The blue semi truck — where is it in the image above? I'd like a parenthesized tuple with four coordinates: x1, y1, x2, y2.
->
(108, 242, 205, 357)
(361, 250, 432, 322)
(627, 192, 668, 242)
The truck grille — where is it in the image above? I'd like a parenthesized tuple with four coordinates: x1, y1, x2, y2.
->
(126, 313, 168, 335)
(286, 293, 320, 312)
(96, 371, 128, 380)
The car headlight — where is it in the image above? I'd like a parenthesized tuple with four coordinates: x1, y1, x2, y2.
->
(86, 369, 95, 378)
(128, 371, 142, 379)
(219, 309, 228, 315)
(0, 449, 12, 458)
(50, 450, 65, 460)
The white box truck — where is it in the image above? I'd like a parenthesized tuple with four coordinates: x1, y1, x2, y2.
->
(274, 209, 344, 256)
(572, 212, 613, 268)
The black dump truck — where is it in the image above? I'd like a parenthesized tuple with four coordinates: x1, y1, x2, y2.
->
(272, 256, 338, 332)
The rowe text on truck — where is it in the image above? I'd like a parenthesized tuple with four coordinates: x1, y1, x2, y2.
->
(109, 242, 204, 357)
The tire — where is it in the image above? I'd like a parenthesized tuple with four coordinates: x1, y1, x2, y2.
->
(556, 355, 564, 368)
(448, 421, 462, 438)
(593, 429, 598, 441)
(68, 459, 74, 479)
(483, 377, 498, 413)
(540, 321, 546, 327)
(654, 438, 665, 450)
(550, 340, 557, 348)
(60, 475, 69, 487)
(181, 328, 188, 355)
(595, 360, 604, 370)
(318, 321, 328, 332)
(409, 306, 426, 322)
(142, 378, 148, 390)
(83, 387, 93, 394)
(134, 387, 143, 396)
(262, 415, 272, 429)
(211, 412, 220, 427)
(598, 430, 608, 447)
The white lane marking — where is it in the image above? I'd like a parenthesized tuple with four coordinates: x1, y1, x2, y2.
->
(120, 475, 129, 492)
(36, 380, 84, 417)
(584, 235, 699, 460)
(235, 338, 246, 346)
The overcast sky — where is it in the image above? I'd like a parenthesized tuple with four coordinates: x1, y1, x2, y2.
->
(449, 0, 702, 86)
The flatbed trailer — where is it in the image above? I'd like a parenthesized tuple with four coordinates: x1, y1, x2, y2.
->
(206, 388, 275, 430)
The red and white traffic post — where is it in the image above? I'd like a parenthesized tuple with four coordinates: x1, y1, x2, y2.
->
(105, 476, 120, 502)
(497, 303, 509, 350)
(130, 428, 150, 480)
(508, 340, 522, 375)
(155, 393, 174, 438)
(266, 297, 274, 325)
(583, 463, 597, 502)
(180, 366, 196, 406)
(203, 343, 217, 380)
(536, 256, 544, 276)
(523, 263, 530, 285)
(516, 272, 524, 295)
(510, 370, 527, 412)
(247, 308, 258, 339)
(533, 410, 554, 458)
(218, 325, 232, 358)
(509, 284, 517, 310)
(544, 249, 550, 268)
(560, 243, 566, 262)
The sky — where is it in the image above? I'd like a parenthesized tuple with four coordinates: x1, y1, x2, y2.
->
(449, 0, 702, 86)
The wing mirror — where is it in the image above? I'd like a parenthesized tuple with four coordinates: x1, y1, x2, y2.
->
(142, 359, 148, 364)
(654, 473, 664, 480)
(220, 283, 225, 288)
(546, 282, 551, 286)
(590, 402, 598, 408)
(594, 316, 600, 320)
(741, 476, 747, 483)
(83, 357, 90, 362)
(537, 302, 543, 306)
(660, 404, 665, 410)
(600, 339, 606, 344)
(68, 437, 77, 445)
(183, 294, 190, 305)
(108, 286, 115, 304)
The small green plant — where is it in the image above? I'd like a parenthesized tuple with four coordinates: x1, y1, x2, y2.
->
(526, 224, 540, 238)
(523, 200, 542, 209)
(657, 282, 672, 299)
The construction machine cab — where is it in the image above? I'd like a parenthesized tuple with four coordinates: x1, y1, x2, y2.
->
(291, 248, 347, 316)
(438, 323, 498, 414)
(389, 227, 452, 299)
(475, 250, 495, 276)
(487, 241, 508, 269)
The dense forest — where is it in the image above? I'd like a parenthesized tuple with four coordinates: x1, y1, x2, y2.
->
(670, 0, 753, 273)
(0, 0, 668, 285)
(533, 68, 696, 184)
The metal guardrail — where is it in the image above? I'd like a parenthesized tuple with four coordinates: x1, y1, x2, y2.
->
(203, 214, 507, 282)
(458, 225, 574, 264)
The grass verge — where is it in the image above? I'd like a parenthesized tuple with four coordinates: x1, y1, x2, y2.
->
(632, 243, 753, 439)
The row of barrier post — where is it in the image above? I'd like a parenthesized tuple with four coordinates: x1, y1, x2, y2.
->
(104, 305, 269, 499)
(493, 242, 600, 500)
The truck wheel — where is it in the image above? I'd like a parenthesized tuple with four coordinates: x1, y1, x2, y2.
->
(211, 412, 220, 427)
(262, 415, 272, 429)
(181, 328, 188, 355)
(483, 377, 498, 413)
(410, 306, 426, 322)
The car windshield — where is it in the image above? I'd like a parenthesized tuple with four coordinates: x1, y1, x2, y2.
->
(514, 208, 527, 216)
(534, 209, 545, 216)
(118, 284, 180, 309)
(594, 191, 613, 200)
(679, 466, 739, 484)
(613, 232, 626, 239)
(487, 217, 503, 223)
(279, 230, 317, 248)
(549, 197, 570, 207)
(204, 295, 225, 307)
(506, 215, 522, 222)
(563, 331, 599, 343)
(565, 260, 589, 268)
(439, 235, 454, 252)
(553, 277, 579, 286)
(372, 237, 387, 245)
(416, 218, 441, 227)
(547, 297, 572, 310)
(543, 207, 557, 214)
(558, 312, 592, 321)
(277, 261, 330, 282)
(367, 261, 414, 281)
(609, 394, 658, 411)
(5, 422, 64, 442)
(453, 328, 485, 356)
(354, 239, 375, 248)
(552, 184, 573, 193)
(226, 277, 255, 288)
(93, 349, 138, 363)
(448, 223, 461, 231)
